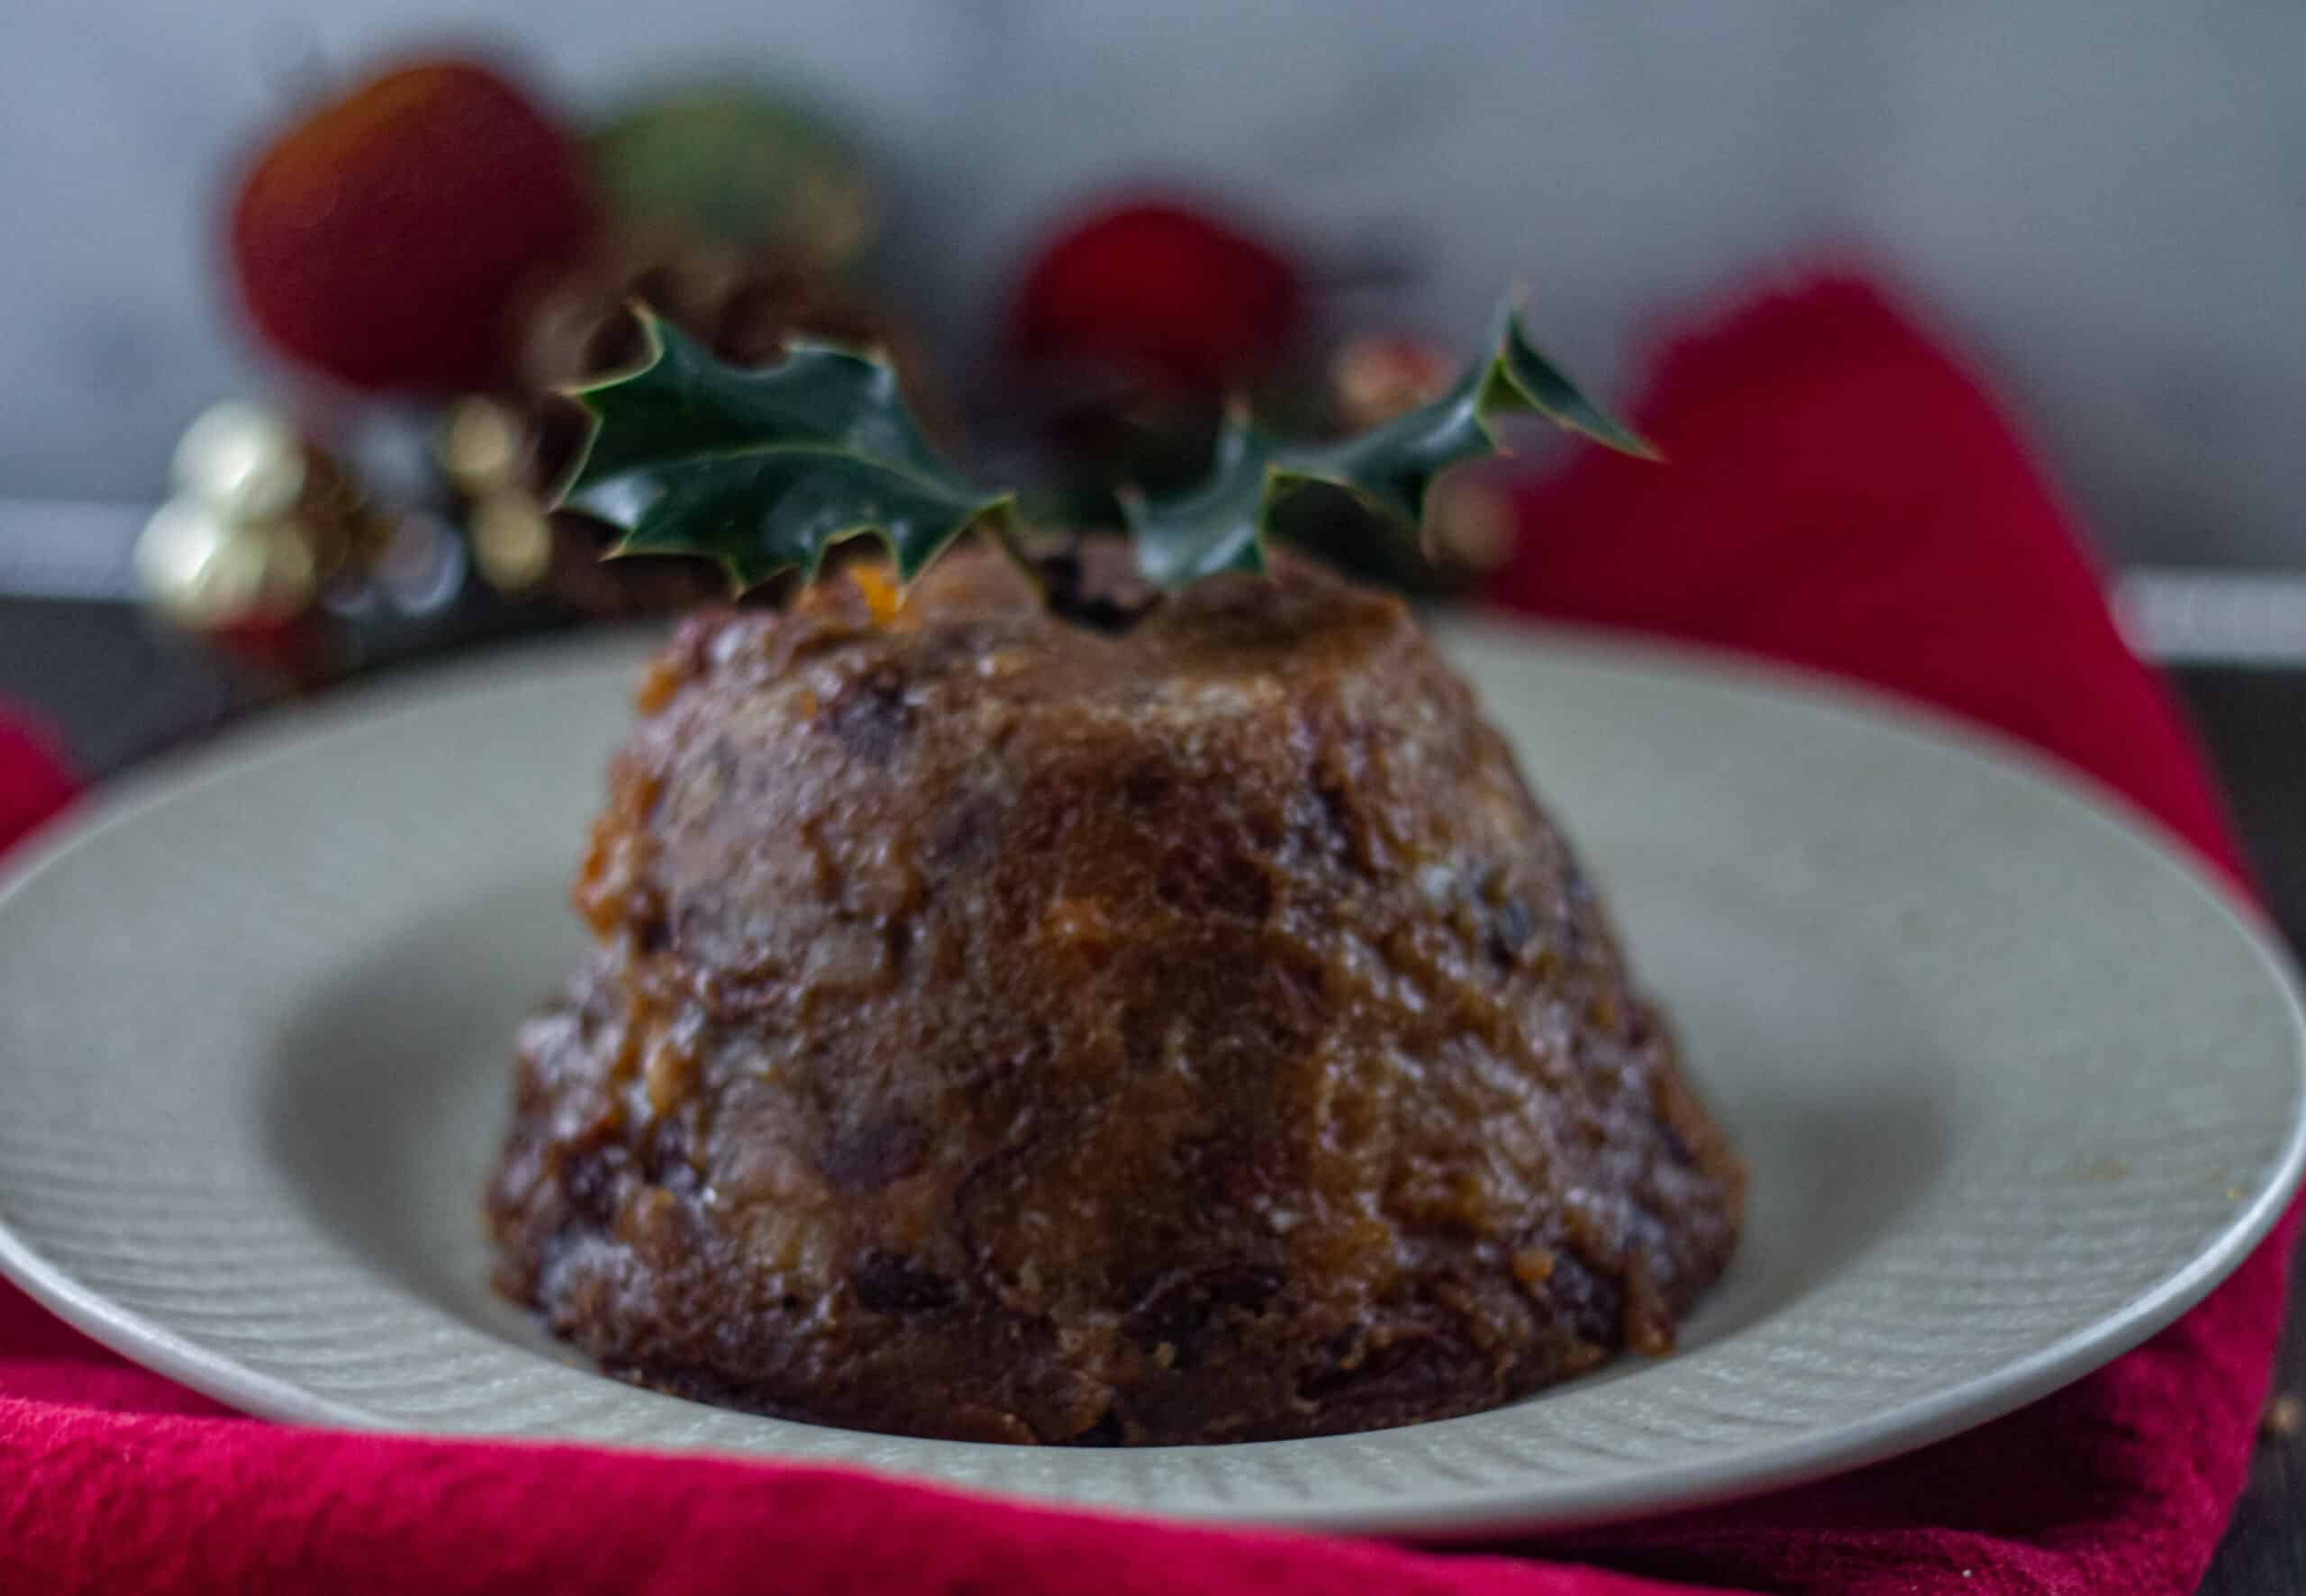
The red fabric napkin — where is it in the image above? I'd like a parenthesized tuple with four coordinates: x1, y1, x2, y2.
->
(0, 709, 75, 864)
(0, 277, 2290, 1595)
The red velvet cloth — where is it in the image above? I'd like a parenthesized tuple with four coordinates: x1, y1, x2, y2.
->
(0, 277, 2290, 1595)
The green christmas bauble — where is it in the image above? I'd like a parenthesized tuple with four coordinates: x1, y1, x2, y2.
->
(586, 83, 877, 273)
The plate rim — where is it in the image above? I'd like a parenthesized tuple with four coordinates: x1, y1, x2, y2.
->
(1, 616, 2300, 1539)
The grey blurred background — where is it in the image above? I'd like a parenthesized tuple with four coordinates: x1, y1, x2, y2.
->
(3, 1, 2303, 568)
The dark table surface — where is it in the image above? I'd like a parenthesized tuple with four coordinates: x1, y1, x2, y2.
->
(1, 599, 2300, 1591)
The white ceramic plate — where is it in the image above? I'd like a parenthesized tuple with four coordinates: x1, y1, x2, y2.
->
(0, 621, 2300, 1539)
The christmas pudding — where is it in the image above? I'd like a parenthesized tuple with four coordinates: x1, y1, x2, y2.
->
(486, 306, 1744, 1443)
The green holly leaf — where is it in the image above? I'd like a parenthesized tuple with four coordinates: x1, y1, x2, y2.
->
(1121, 303, 1655, 591)
(556, 308, 1013, 590)
(558, 297, 1651, 609)
(1117, 408, 1276, 587)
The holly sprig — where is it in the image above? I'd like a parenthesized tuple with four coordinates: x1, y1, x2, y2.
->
(555, 300, 1651, 611)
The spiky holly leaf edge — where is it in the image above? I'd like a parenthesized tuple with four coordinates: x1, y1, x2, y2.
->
(552, 306, 1023, 594)
(1121, 304, 1657, 590)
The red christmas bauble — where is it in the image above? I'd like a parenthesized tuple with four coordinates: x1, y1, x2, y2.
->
(227, 59, 594, 394)
(1011, 198, 1303, 393)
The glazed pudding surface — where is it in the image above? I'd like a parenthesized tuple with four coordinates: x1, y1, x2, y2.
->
(489, 547, 1743, 1444)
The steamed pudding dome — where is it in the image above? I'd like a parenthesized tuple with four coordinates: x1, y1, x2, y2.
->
(489, 542, 1743, 1444)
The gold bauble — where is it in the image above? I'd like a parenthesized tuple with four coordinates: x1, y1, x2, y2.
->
(1424, 477, 1518, 573)
(1330, 334, 1453, 433)
(135, 498, 319, 630)
(470, 491, 555, 592)
(170, 402, 307, 521)
(439, 397, 530, 495)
